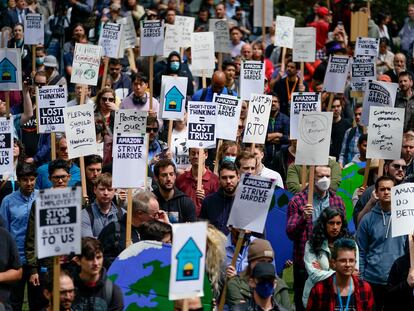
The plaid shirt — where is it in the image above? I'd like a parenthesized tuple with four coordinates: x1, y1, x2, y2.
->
(306, 274, 374, 311)
(286, 188, 345, 268)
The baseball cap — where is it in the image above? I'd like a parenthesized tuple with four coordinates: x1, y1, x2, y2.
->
(317, 7, 331, 17)
(252, 262, 276, 279)
(248, 239, 274, 263)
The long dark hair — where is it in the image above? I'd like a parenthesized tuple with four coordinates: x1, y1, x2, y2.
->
(309, 208, 348, 258)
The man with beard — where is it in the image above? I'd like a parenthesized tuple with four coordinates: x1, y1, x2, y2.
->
(42, 270, 76, 311)
(152, 159, 195, 223)
(200, 161, 240, 235)
(330, 96, 352, 160)
(395, 71, 414, 131)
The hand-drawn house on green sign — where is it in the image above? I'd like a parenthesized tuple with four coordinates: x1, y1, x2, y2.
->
(176, 237, 203, 281)
(0, 58, 17, 83)
(165, 86, 184, 112)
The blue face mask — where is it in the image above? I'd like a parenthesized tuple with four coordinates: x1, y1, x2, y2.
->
(170, 61, 180, 71)
(36, 57, 45, 65)
(223, 156, 236, 163)
(255, 280, 275, 299)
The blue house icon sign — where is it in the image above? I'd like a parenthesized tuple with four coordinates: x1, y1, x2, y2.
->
(176, 237, 203, 281)
(165, 86, 184, 112)
(0, 58, 17, 84)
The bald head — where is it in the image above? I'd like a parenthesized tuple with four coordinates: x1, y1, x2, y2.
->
(212, 71, 226, 93)
(241, 43, 252, 60)
(394, 53, 407, 74)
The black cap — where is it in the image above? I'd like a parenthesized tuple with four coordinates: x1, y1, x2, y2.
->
(252, 262, 276, 279)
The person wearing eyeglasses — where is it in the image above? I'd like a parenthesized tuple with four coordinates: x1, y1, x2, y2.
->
(42, 270, 76, 311)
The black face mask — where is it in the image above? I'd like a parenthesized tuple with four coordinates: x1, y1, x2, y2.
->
(132, 94, 147, 106)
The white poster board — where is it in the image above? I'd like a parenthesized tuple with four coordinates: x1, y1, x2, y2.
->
(121, 13, 137, 49)
(214, 94, 242, 141)
(275, 15, 295, 48)
(175, 16, 195, 48)
(160, 75, 187, 120)
(391, 183, 414, 238)
(293, 27, 316, 62)
(295, 111, 333, 165)
(71, 43, 102, 86)
(240, 61, 265, 100)
(35, 187, 81, 259)
(361, 80, 398, 126)
(36, 85, 67, 133)
(243, 94, 272, 144)
(191, 32, 215, 71)
(114, 109, 147, 135)
(290, 92, 321, 139)
(169, 222, 207, 300)
(209, 19, 230, 53)
(112, 133, 148, 188)
(366, 106, 404, 160)
(0, 117, 13, 175)
(64, 103, 97, 159)
(0, 48, 22, 90)
(187, 101, 216, 148)
(24, 13, 44, 45)
(163, 24, 180, 57)
(99, 22, 123, 58)
(140, 20, 164, 56)
(350, 56, 376, 92)
(355, 37, 380, 57)
(253, 0, 273, 27)
(227, 174, 276, 233)
(322, 55, 350, 93)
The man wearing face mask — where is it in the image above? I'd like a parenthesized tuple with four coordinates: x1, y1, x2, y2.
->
(287, 165, 345, 311)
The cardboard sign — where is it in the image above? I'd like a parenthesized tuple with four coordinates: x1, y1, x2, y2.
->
(35, 187, 81, 259)
(140, 20, 164, 56)
(355, 37, 379, 57)
(187, 101, 216, 149)
(243, 94, 272, 144)
(0, 117, 13, 175)
(36, 85, 67, 133)
(64, 103, 97, 159)
(253, 0, 273, 27)
(121, 12, 137, 49)
(0, 48, 22, 90)
(275, 16, 295, 48)
(163, 24, 180, 57)
(24, 13, 44, 45)
(214, 94, 242, 141)
(322, 55, 350, 93)
(191, 32, 215, 71)
(350, 56, 376, 92)
(239, 61, 265, 100)
(112, 133, 148, 188)
(361, 80, 398, 126)
(295, 111, 333, 165)
(71, 43, 102, 86)
(293, 27, 316, 62)
(99, 22, 123, 58)
(366, 106, 404, 160)
(114, 109, 147, 135)
(391, 183, 414, 237)
(160, 76, 187, 120)
(228, 174, 276, 233)
(290, 92, 321, 139)
(209, 19, 230, 53)
(169, 222, 207, 300)
(175, 16, 195, 48)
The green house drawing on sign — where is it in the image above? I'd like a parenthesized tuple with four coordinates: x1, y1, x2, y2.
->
(0, 58, 17, 83)
(176, 237, 202, 281)
(165, 86, 184, 112)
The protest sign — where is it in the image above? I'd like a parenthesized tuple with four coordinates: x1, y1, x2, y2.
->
(192, 68, 214, 78)
(160, 76, 187, 120)
(112, 133, 148, 188)
(24, 14, 44, 45)
(293, 27, 316, 62)
(0, 117, 13, 175)
(191, 32, 215, 71)
(391, 183, 414, 238)
(350, 56, 376, 92)
(140, 20, 164, 56)
(114, 109, 147, 135)
(121, 12, 137, 49)
(99, 22, 123, 58)
(214, 94, 242, 141)
(295, 111, 333, 165)
(35, 187, 81, 259)
(169, 222, 207, 300)
(322, 55, 350, 93)
(290, 92, 321, 139)
(0, 48, 22, 90)
(366, 106, 404, 160)
(253, 0, 273, 27)
(240, 61, 265, 100)
(71, 43, 102, 86)
(163, 24, 180, 57)
(243, 94, 272, 144)
(64, 103, 97, 159)
(187, 101, 216, 148)
(275, 16, 295, 48)
(209, 19, 230, 53)
(175, 16, 195, 48)
(355, 37, 379, 57)
(228, 174, 276, 233)
(361, 80, 398, 126)
(36, 85, 67, 133)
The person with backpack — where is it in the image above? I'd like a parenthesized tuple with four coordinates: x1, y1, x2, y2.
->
(191, 71, 238, 102)
(81, 173, 124, 238)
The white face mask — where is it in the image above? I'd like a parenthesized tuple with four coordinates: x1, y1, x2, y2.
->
(315, 176, 330, 191)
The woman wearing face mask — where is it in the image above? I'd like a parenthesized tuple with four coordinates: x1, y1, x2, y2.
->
(217, 140, 240, 165)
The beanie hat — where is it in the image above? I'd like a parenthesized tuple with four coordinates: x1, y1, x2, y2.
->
(248, 239, 274, 262)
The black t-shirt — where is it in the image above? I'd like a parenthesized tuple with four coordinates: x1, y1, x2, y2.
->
(0, 227, 21, 302)
(330, 118, 352, 160)
(334, 293, 356, 311)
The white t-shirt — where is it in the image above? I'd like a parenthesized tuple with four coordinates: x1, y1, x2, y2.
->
(258, 166, 285, 189)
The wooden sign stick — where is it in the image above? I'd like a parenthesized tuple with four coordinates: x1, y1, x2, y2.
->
(378, 159, 385, 177)
(214, 139, 223, 175)
(197, 149, 204, 191)
(126, 188, 133, 247)
(301, 165, 307, 189)
(32, 45, 36, 76)
(79, 85, 88, 201)
(52, 256, 60, 311)
(51, 133, 56, 161)
(127, 48, 137, 72)
(307, 165, 315, 205)
(281, 47, 287, 73)
(327, 93, 334, 111)
(149, 56, 154, 111)
(410, 233, 414, 268)
(262, 0, 266, 46)
(101, 57, 109, 90)
(5, 91, 10, 116)
(218, 52, 223, 71)
(167, 120, 173, 148)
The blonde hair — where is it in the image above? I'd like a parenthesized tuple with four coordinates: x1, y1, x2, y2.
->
(206, 225, 226, 295)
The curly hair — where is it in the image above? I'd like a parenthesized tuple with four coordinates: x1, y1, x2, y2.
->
(206, 224, 226, 297)
(309, 208, 348, 258)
